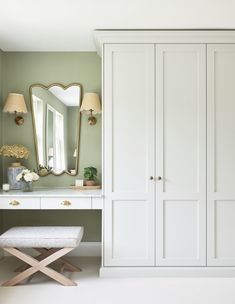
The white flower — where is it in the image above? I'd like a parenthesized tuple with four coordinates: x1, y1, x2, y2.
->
(16, 168, 40, 183)
(24, 173, 33, 182)
(32, 172, 39, 181)
(16, 172, 22, 181)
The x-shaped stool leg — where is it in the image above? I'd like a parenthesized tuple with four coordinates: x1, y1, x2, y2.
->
(14, 248, 82, 273)
(35, 248, 82, 272)
(2, 247, 77, 286)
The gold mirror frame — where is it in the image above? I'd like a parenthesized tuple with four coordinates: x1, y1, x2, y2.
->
(29, 83, 83, 177)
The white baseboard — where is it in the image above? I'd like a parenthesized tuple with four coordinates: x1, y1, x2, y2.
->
(3, 242, 101, 257)
(69, 242, 101, 256)
(100, 266, 235, 278)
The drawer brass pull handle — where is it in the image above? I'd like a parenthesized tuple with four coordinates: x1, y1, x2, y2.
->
(61, 200, 72, 206)
(9, 200, 20, 206)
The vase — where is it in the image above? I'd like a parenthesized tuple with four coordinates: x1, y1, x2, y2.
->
(7, 162, 25, 190)
(84, 180, 96, 186)
(21, 181, 33, 192)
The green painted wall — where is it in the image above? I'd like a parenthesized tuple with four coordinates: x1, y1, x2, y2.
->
(0, 49, 3, 185)
(2, 210, 101, 242)
(0, 50, 3, 251)
(1, 52, 102, 241)
(2, 52, 102, 185)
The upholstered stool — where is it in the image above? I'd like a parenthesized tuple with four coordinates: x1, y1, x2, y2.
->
(0, 226, 84, 286)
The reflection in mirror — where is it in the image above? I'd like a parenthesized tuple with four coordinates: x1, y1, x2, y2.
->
(30, 83, 82, 176)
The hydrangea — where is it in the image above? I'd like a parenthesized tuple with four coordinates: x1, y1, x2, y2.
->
(24, 173, 33, 182)
(16, 169, 40, 183)
(32, 172, 40, 181)
(0, 144, 29, 159)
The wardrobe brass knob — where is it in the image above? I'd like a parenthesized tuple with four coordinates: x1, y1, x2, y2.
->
(9, 200, 20, 206)
(150, 176, 162, 181)
(61, 200, 72, 206)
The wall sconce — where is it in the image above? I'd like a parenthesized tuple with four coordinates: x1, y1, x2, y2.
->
(80, 93, 101, 125)
(3, 93, 28, 125)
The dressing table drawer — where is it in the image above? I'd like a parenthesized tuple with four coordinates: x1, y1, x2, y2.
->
(41, 197, 92, 209)
(0, 197, 40, 209)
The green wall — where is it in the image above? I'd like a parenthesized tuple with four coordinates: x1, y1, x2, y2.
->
(0, 50, 3, 252)
(2, 52, 102, 186)
(0, 49, 3, 185)
(1, 52, 102, 241)
(2, 210, 101, 242)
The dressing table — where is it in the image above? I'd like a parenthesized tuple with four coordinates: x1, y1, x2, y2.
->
(0, 188, 103, 210)
(0, 82, 102, 264)
(0, 83, 103, 210)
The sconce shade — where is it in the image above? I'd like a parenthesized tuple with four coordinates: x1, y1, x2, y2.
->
(80, 93, 101, 114)
(3, 93, 28, 114)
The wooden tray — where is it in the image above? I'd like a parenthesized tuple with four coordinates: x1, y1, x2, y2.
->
(69, 185, 102, 190)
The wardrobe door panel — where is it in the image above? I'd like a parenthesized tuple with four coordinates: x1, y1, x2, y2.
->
(207, 44, 235, 266)
(103, 44, 155, 266)
(156, 44, 206, 266)
(111, 200, 152, 261)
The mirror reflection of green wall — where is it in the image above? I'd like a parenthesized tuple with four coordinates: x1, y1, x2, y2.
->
(30, 83, 82, 176)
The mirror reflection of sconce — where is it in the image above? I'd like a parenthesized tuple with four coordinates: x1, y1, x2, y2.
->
(3, 93, 28, 125)
(80, 93, 101, 125)
(48, 148, 54, 167)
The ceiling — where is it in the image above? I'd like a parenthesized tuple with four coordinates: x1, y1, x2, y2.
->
(0, 0, 235, 51)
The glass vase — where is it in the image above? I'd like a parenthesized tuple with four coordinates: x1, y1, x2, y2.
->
(21, 181, 33, 192)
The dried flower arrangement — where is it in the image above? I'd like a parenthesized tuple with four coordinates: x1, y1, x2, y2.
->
(0, 144, 30, 159)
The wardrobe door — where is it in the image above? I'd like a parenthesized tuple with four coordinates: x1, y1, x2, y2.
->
(207, 44, 235, 266)
(103, 44, 155, 266)
(156, 44, 206, 266)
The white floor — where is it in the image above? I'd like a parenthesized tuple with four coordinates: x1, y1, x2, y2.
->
(1, 257, 235, 304)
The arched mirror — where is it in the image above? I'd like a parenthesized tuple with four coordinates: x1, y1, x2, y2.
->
(30, 83, 82, 176)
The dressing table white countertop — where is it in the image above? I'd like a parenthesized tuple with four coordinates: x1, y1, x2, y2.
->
(0, 188, 103, 210)
(0, 188, 102, 197)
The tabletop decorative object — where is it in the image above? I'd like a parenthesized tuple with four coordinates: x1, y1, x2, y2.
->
(16, 169, 40, 192)
(37, 165, 52, 176)
(84, 166, 97, 186)
(2, 183, 10, 192)
(0, 144, 30, 190)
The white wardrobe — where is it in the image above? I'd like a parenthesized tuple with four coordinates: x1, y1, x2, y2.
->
(95, 31, 235, 275)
